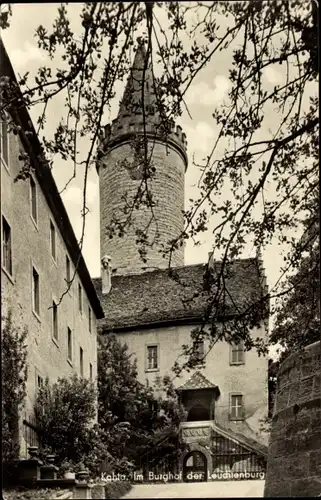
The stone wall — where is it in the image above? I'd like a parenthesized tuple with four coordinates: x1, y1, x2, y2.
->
(99, 140, 186, 274)
(264, 341, 321, 497)
(1, 123, 98, 457)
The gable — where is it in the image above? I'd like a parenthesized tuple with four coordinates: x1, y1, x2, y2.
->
(177, 371, 218, 391)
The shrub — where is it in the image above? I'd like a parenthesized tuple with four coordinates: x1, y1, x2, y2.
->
(104, 481, 132, 499)
(34, 374, 109, 476)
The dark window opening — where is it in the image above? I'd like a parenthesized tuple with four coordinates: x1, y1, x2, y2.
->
(187, 403, 210, 422)
(2, 216, 12, 275)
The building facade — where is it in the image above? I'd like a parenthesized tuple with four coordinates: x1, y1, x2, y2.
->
(95, 41, 269, 481)
(0, 39, 104, 458)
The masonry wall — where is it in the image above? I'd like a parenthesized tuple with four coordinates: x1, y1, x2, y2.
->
(115, 322, 269, 446)
(99, 140, 185, 274)
(1, 128, 98, 457)
(264, 341, 321, 497)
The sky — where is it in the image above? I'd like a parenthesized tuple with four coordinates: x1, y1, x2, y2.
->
(2, 3, 314, 358)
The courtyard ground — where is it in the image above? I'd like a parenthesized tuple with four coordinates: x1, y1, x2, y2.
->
(122, 480, 265, 498)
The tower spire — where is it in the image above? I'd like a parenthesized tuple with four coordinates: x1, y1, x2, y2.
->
(118, 39, 159, 120)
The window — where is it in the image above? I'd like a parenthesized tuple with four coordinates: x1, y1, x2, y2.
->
(50, 221, 56, 261)
(88, 306, 92, 333)
(30, 177, 37, 224)
(147, 345, 158, 370)
(230, 341, 245, 365)
(52, 301, 58, 340)
(89, 363, 93, 381)
(80, 347, 84, 377)
(0, 113, 9, 167)
(67, 327, 72, 361)
(32, 267, 40, 316)
(193, 340, 204, 361)
(2, 216, 12, 275)
(230, 394, 244, 420)
(66, 256, 71, 283)
(78, 284, 82, 313)
(37, 375, 43, 390)
(149, 399, 158, 414)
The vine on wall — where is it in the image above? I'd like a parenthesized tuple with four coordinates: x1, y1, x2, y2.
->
(2, 310, 28, 462)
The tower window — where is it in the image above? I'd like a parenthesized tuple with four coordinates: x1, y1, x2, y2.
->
(146, 345, 158, 370)
(230, 341, 245, 365)
(229, 394, 244, 420)
(2, 216, 12, 276)
(32, 266, 40, 316)
(89, 363, 93, 381)
(30, 177, 37, 224)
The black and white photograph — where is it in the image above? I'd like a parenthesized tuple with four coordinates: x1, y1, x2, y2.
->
(1, 1, 319, 498)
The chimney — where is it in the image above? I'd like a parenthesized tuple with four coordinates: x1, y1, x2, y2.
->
(101, 255, 112, 294)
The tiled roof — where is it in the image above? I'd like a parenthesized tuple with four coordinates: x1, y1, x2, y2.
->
(176, 371, 218, 391)
(93, 258, 264, 331)
(214, 422, 268, 457)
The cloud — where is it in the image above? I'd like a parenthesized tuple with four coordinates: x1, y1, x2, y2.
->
(184, 121, 217, 154)
(63, 180, 98, 207)
(186, 75, 230, 107)
(264, 66, 283, 85)
(211, 75, 230, 103)
(9, 41, 46, 69)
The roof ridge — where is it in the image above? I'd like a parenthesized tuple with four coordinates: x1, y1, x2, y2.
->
(92, 257, 258, 281)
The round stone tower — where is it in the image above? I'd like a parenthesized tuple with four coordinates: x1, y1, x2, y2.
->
(97, 41, 188, 275)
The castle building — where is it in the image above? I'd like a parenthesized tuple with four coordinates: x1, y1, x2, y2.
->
(94, 42, 269, 481)
(0, 39, 104, 458)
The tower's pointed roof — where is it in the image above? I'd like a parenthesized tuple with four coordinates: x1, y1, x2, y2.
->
(118, 40, 159, 119)
(98, 40, 188, 170)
